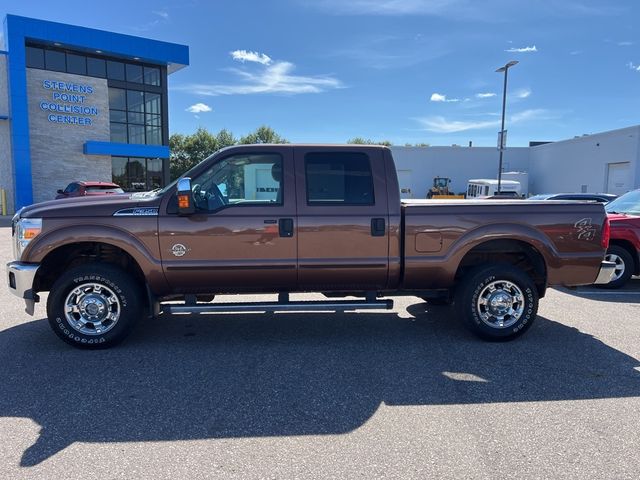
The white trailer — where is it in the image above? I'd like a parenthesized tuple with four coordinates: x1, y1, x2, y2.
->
(466, 179, 522, 198)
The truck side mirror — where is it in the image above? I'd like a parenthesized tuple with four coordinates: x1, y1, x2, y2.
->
(177, 177, 195, 215)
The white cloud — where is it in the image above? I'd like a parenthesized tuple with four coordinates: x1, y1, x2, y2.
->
(415, 108, 555, 133)
(186, 103, 212, 113)
(511, 108, 551, 123)
(414, 116, 500, 133)
(505, 45, 538, 53)
(628, 62, 640, 72)
(618, 41, 634, 46)
(430, 92, 461, 102)
(152, 10, 169, 19)
(476, 92, 496, 98)
(176, 60, 343, 96)
(230, 50, 272, 65)
(513, 88, 532, 99)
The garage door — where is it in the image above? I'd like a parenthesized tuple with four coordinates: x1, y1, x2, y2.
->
(606, 162, 631, 195)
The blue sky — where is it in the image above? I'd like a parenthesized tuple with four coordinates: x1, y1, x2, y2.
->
(3, 0, 640, 146)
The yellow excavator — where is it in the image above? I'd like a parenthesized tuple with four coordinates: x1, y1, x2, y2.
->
(426, 177, 465, 199)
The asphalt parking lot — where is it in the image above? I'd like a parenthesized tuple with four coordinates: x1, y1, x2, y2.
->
(1, 226, 639, 479)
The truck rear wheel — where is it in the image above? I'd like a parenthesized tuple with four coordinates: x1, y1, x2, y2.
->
(454, 264, 538, 341)
(46, 263, 143, 348)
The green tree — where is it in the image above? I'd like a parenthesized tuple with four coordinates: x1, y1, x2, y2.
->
(215, 128, 237, 149)
(170, 126, 288, 180)
(169, 127, 221, 180)
(239, 125, 288, 144)
(347, 137, 393, 147)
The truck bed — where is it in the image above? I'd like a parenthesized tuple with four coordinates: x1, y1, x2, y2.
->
(400, 199, 607, 289)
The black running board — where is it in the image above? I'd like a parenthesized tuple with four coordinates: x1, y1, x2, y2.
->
(164, 298, 393, 315)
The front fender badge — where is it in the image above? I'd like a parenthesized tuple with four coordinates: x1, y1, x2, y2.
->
(171, 244, 189, 257)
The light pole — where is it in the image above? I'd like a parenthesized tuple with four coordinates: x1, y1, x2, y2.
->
(495, 60, 518, 193)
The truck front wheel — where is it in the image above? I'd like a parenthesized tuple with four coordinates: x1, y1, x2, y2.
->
(46, 263, 143, 348)
(454, 264, 538, 341)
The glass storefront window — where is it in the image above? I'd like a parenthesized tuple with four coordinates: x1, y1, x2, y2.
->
(110, 110, 127, 123)
(128, 158, 146, 190)
(127, 90, 145, 112)
(145, 92, 161, 115)
(45, 50, 65, 72)
(111, 157, 166, 191)
(143, 67, 161, 86)
(108, 88, 163, 145)
(109, 88, 127, 111)
(111, 157, 128, 188)
(110, 123, 127, 143)
(26, 46, 45, 68)
(127, 111, 145, 125)
(128, 124, 146, 144)
(145, 114, 161, 126)
(126, 64, 144, 83)
(106, 60, 125, 80)
(87, 57, 106, 77)
(25, 44, 165, 88)
(147, 158, 163, 189)
(66, 53, 86, 75)
(146, 126, 162, 145)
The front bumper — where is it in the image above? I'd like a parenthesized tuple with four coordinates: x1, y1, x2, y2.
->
(593, 260, 617, 285)
(6, 262, 40, 315)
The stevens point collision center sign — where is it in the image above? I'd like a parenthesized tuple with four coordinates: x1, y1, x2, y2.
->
(39, 79, 99, 126)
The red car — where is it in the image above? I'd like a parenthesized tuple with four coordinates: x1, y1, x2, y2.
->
(602, 189, 640, 288)
(55, 181, 124, 199)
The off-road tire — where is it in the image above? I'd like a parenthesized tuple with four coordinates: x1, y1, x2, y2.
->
(454, 264, 538, 341)
(47, 263, 143, 349)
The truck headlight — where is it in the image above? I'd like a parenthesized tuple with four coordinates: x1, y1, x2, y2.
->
(15, 218, 42, 259)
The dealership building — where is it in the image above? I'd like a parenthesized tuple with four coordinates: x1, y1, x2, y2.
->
(0, 15, 189, 213)
(0, 15, 638, 214)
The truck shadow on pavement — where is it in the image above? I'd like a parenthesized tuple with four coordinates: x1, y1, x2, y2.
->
(2, 302, 639, 467)
(555, 277, 640, 303)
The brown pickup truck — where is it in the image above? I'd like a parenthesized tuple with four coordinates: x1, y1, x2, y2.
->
(7, 145, 615, 348)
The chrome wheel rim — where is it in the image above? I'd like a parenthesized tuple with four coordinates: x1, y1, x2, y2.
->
(476, 280, 525, 329)
(604, 253, 625, 282)
(64, 283, 121, 335)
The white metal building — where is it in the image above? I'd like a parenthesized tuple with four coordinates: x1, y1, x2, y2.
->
(391, 125, 640, 199)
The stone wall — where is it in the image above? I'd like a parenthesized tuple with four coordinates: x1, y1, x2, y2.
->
(27, 68, 111, 204)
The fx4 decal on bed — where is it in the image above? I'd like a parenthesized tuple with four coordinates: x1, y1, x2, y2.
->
(575, 218, 596, 241)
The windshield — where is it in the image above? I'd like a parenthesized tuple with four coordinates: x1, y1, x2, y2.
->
(605, 190, 640, 215)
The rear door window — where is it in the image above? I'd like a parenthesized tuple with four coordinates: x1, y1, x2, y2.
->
(304, 152, 374, 205)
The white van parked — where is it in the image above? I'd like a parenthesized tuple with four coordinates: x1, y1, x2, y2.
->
(467, 179, 522, 199)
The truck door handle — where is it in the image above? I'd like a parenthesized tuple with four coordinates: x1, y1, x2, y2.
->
(371, 218, 386, 237)
(279, 218, 294, 237)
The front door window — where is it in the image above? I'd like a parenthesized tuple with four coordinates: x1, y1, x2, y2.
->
(189, 153, 283, 212)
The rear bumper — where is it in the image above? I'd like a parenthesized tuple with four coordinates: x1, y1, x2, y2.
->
(6, 262, 40, 315)
(593, 260, 617, 285)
